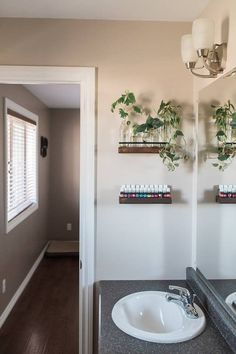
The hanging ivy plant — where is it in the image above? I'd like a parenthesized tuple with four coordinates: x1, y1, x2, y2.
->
(212, 100, 236, 171)
(133, 100, 188, 171)
(156, 101, 188, 171)
(111, 93, 188, 171)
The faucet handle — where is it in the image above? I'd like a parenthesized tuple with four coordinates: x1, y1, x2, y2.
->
(168, 285, 191, 298)
(191, 293, 197, 305)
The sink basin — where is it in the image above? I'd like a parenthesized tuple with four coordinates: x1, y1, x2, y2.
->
(225, 292, 236, 312)
(111, 291, 206, 343)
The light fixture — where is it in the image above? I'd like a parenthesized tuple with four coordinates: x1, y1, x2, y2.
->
(181, 18, 227, 78)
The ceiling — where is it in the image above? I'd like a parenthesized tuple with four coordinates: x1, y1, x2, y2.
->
(24, 84, 80, 109)
(0, 0, 210, 21)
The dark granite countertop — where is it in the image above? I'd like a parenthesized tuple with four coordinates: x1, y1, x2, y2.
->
(95, 280, 233, 354)
(210, 279, 236, 300)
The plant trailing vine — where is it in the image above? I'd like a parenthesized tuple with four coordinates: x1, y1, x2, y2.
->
(212, 100, 236, 171)
(155, 100, 187, 171)
(111, 91, 188, 171)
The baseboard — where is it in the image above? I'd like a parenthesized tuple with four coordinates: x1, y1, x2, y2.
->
(0, 242, 49, 329)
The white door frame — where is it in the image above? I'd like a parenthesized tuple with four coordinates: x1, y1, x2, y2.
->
(0, 66, 96, 354)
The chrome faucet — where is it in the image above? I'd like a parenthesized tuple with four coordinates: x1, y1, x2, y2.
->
(166, 285, 199, 319)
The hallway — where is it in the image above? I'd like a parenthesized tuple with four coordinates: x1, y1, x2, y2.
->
(0, 257, 79, 354)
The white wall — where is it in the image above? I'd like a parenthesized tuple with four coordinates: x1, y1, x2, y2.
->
(197, 75, 236, 279)
(195, 0, 236, 279)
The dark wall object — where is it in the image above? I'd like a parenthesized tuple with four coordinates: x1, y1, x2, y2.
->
(40, 136, 48, 157)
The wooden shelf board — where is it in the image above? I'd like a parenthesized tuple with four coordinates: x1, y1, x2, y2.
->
(118, 146, 163, 154)
(119, 197, 172, 204)
(216, 196, 236, 204)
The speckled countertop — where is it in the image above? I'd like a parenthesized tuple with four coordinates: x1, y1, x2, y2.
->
(95, 280, 233, 354)
(210, 279, 236, 300)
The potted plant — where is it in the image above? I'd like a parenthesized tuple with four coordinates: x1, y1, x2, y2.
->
(111, 91, 142, 143)
(133, 100, 187, 171)
(111, 92, 188, 171)
(212, 100, 236, 170)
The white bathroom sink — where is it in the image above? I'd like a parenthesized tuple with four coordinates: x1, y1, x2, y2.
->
(111, 291, 206, 343)
(225, 292, 236, 312)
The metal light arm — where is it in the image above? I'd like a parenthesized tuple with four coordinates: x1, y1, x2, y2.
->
(186, 43, 227, 79)
(190, 68, 217, 79)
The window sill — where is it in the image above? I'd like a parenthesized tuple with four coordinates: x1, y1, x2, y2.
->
(6, 203, 38, 233)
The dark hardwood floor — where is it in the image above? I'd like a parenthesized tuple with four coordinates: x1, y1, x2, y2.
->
(0, 257, 79, 354)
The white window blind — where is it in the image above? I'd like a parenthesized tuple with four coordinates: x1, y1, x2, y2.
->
(7, 109, 37, 223)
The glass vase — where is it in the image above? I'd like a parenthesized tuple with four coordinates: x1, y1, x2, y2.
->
(161, 125, 172, 142)
(226, 117, 232, 142)
(119, 119, 132, 146)
(150, 129, 160, 147)
(142, 132, 153, 147)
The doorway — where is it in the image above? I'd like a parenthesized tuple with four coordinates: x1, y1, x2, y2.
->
(0, 66, 96, 354)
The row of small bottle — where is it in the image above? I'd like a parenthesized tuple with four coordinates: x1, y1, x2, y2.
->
(120, 184, 171, 198)
(218, 185, 236, 198)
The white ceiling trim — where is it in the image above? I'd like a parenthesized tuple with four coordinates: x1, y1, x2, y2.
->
(0, 0, 210, 21)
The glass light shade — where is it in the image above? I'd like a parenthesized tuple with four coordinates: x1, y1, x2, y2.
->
(181, 34, 198, 63)
(192, 18, 215, 50)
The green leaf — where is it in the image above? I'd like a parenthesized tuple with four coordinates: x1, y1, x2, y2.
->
(218, 154, 230, 161)
(146, 115, 154, 126)
(111, 93, 126, 112)
(216, 130, 227, 139)
(146, 115, 154, 129)
(173, 130, 184, 139)
(230, 120, 236, 128)
(232, 112, 236, 119)
(124, 92, 136, 105)
(212, 163, 219, 167)
(133, 105, 142, 114)
(111, 102, 116, 112)
(175, 130, 184, 136)
(166, 152, 175, 161)
(158, 100, 165, 113)
(119, 108, 128, 118)
(152, 118, 164, 129)
(118, 95, 125, 104)
(133, 124, 147, 134)
(230, 115, 236, 128)
(216, 108, 224, 115)
(228, 100, 235, 110)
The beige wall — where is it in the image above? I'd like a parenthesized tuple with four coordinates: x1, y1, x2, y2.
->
(49, 108, 80, 241)
(0, 84, 50, 316)
(0, 19, 193, 280)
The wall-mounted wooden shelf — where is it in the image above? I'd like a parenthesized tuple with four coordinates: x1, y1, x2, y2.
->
(119, 197, 172, 204)
(118, 146, 163, 153)
(118, 142, 167, 154)
(216, 196, 236, 204)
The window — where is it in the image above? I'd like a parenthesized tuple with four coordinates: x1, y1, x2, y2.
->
(5, 98, 38, 232)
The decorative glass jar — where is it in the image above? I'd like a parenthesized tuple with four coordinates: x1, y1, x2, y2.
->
(119, 119, 133, 146)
